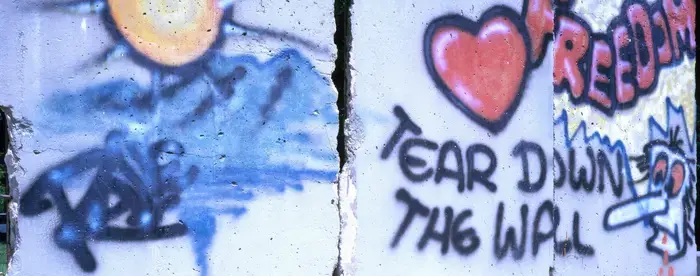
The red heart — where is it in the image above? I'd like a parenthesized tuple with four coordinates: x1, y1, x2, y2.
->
(426, 10, 530, 133)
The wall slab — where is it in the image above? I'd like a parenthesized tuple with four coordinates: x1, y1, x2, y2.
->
(347, 0, 696, 275)
(0, 1, 339, 275)
(553, 0, 697, 274)
(349, 0, 555, 274)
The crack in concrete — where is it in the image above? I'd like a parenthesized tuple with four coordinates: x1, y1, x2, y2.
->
(332, 0, 353, 274)
(331, 0, 355, 276)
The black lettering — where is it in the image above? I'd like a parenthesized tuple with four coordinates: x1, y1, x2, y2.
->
(391, 188, 430, 248)
(553, 149, 565, 188)
(451, 209, 480, 256)
(554, 236, 572, 256)
(568, 147, 596, 192)
(435, 141, 466, 192)
(466, 144, 498, 193)
(513, 141, 547, 193)
(597, 150, 625, 197)
(573, 212, 595, 255)
(381, 106, 422, 159)
(399, 138, 439, 182)
(533, 200, 559, 256)
(418, 207, 453, 254)
(613, 151, 625, 197)
(494, 202, 527, 260)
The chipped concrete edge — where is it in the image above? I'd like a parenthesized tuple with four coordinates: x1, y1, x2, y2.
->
(0, 106, 26, 275)
(337, 72, 361, 275)
(337, 1, 360, 274)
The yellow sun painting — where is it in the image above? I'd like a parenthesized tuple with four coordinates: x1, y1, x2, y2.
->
(45, 0, 324, 71)
(107, 0, 224, 66)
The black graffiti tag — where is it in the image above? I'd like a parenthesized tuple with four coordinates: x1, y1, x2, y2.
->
(381, 105, 601, 260)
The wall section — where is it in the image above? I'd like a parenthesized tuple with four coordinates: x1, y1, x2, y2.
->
(347, 0, 696, 275)
(0, 0, 696, 275)
(552, 0, 697, 274)
(0, 1, 339, 275)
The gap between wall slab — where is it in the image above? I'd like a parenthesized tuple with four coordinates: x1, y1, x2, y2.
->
(0, 106, 24, 275)
(332, 0, 356, 275)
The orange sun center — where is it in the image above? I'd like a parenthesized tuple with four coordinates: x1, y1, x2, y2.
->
(107, 0, 223, 67)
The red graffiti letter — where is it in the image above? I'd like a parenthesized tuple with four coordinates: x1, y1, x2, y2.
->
(525, 0, 554, 62)
(554, 16, 589, 99)
(663, 0, 696, 60)
(652, 8, 673, 65)
(612, 25, 635, 105)
(627, 3, 656, 90)
(588, 39, 613, 110)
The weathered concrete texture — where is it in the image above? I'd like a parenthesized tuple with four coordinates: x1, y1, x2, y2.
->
(0, 1, 338, 275)
(347, 0, 696, 275)
(0, 0, 696, 275)
(552, 0, 697, 274)
(349, 0, 554, 274)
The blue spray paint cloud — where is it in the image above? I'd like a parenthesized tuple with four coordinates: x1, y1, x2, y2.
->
(21, 50, 338, 275)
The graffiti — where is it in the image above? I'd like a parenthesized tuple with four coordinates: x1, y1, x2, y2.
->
(424, 7, 530, 134)
(550, 109, 639, 260)
(553, 0, 695, 114)
(424, 0, 695, 133)
(602, 99, 696, 266)
(391, 188, 480, 257)
(523, 0, 554, 66)
(19, 1, 337, 275)
(553, 145, 627, 197)
(494, 200, 595, 260)
(390, 189, 597, 260)
(382, 106, 603, 260)
(381, 106, 498, 193)
(512, 141, 547, 193)
(381, 100, 696, 267)
(41, 0, 327, 70)
(20, 131, 196, 271)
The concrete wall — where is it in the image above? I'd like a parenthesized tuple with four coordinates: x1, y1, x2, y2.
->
(0, 0, 695, 275)
(0, 1, 338, 275)
(347, 0, 696, 275)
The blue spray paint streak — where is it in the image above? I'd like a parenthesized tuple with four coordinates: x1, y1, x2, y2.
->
(554, 109, 655, 228)
(554, 110, 638, 198)
(31, 49, 338, 275)
(648, 98, 696, 154)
